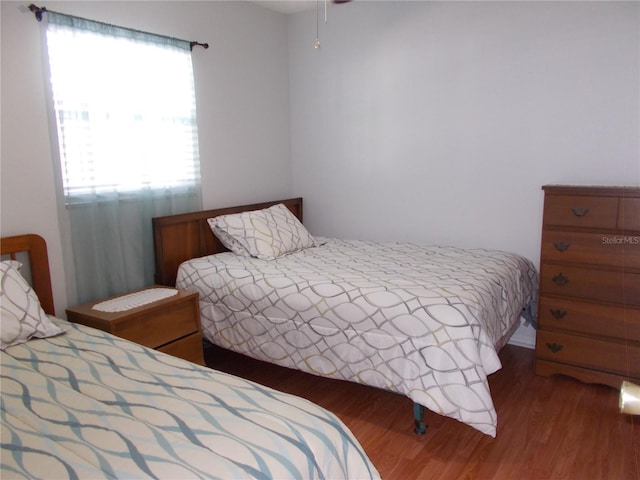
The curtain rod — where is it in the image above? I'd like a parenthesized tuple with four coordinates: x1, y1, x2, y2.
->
(28, 4, 209, 51)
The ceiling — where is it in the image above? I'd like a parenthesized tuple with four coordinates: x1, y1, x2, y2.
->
(250, 1, 317, 14)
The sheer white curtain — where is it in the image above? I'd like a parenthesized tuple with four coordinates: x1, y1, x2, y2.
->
(44, 12, 202, 303)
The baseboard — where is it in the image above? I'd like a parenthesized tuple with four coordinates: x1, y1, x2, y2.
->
(507, 323, 536, 349)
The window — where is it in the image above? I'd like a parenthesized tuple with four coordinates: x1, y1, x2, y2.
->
(46, 13, 200, 203)
(43, 12, 202, 302)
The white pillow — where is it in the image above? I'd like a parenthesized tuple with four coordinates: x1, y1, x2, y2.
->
(1, 260, 65, 350)
(208, 203, 319, 260)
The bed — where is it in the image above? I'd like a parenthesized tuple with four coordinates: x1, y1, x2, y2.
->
(1, 233, 380, 479)
(153, 198, 538, 437)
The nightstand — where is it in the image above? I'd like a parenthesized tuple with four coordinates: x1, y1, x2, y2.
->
(65, 286, 205, 365)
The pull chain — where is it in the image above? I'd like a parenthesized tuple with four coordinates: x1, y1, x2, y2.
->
(314, 0, 327, 49)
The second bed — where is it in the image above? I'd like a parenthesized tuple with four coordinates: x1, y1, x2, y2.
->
(155, 198, 538, 437)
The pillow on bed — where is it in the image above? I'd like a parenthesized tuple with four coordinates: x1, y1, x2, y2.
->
(208, 203, 318, 260)
(1, 260, 65, 350)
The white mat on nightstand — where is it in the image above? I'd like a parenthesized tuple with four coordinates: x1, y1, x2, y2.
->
(92, 288, 178, 312)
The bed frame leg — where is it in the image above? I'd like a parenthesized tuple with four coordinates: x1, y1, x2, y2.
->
(413, 402, 427, 435)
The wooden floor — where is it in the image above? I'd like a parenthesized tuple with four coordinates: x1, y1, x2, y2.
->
(204, 343, 640, 479)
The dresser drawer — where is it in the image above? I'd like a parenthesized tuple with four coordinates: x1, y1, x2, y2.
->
(538, 296, 640, 342)
(536, 330, 640, 378)
(543, 195, 618, 229)
(541, 230, 640, 269)
(540, 264, 640, 306)
(619, 197, 640, 232)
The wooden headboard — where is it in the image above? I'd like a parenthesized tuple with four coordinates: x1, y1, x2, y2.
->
(153, 197, 304, 287)
(0, 234, 55, 315)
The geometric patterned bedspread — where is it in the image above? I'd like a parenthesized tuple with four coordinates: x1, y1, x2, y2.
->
(177, 238, 538, 437)
(1, 319, 380, 479)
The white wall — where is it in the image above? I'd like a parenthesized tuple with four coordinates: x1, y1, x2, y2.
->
(1, 1, 292, 314)
(2, 1, 638, 347)
(288, 1, 640, 346)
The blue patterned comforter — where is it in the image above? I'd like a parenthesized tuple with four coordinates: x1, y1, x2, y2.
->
(1, 319, 379, 479)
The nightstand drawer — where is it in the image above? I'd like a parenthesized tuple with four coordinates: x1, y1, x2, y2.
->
(115, 298, 199, 349)
(158, 332, 204, 365)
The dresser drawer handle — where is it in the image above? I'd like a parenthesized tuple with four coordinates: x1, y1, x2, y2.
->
(550, 309, 567, 320)
(552, 273, 569, 286)
(546, 342, 563, 354)
(553, 242, 570, 252)
(571, 207, 590, 217)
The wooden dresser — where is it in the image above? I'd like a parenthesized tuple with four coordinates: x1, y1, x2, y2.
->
(535, 185, 640, 388)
